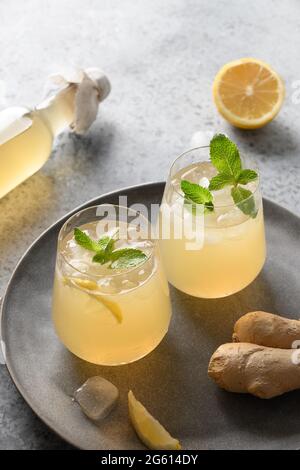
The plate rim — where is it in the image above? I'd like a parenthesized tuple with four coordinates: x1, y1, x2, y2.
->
(1, 181, 300, 449)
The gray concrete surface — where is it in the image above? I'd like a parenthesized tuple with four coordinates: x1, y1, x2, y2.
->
(0, 0, 299, 449)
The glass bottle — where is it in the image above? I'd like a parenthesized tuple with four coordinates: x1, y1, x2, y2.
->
(0, 69, 110, 199)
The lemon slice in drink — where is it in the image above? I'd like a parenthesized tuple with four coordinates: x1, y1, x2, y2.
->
(213, 58, 285, 129)
(65, 277, 122, 323)
(94, 295, 122, 324)
(128, 390, 181, 450)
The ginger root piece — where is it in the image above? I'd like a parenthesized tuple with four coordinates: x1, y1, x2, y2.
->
(233, 311, 300, 348)
(208, 342, 300, 399)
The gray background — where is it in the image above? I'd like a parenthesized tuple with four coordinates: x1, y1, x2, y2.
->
(0, 0, 299, 449)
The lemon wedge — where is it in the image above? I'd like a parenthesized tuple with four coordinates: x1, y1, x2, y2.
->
(64, 277, 122, 323)
(70, 278, 98, 290)
(213, 58, 285, 129)
(94, 295, 122, 324)
(128, 390, 181, 450)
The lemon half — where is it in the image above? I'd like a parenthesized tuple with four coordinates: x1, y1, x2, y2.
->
(213, 58, 285, 129)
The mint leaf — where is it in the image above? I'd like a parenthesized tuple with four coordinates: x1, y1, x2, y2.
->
(210, 134, 242, 179)
(181, 180, 214, 213)
(209, 173, 235, 190)
(97, 235, 112, 251)
(237, 169, 258, 185)
(109, 248, 147, 269)
(92, 252, 106, 264)
(92, 235, 116, 264)
(74, 228, 102, 252)
(98, 236, 115, 256)
(181, 180, 213, 204)
(231, 186, 257, 218)
(92, 250, 112, 264)
(184, 199, 214, 216)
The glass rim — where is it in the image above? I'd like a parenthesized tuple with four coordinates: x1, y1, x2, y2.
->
(169, 145, 261, 209)
(57, 203, 155, 279)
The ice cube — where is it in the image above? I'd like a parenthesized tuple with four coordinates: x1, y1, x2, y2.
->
(98, 278, 119, 294)
(69, 259, 90, 274)
(217, 208, 246, 227)
(199, 177, 209, 188)
(181, 166, 198, 182)
(212, 186, 233, 207)
(74, 376, 119, 421)
(190, 130, 214, 148)
(63, 237, 95, 274)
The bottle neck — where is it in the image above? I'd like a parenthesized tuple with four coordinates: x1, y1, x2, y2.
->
(35, 84, 77, 137)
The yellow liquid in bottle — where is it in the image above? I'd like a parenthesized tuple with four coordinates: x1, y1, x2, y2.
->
(0, 86, 76, 199)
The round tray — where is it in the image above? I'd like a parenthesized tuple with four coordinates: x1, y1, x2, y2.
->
(2, 182, 300, 449)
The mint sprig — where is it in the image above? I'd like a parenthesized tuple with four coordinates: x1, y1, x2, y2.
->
(181, 180, 214, 214)
(179, 135, 258, 218)
(209, 134, 258, 218)
(74, 229, 147, 269)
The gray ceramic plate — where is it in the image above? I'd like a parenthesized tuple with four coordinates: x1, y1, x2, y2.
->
(1, 182, 300, 450)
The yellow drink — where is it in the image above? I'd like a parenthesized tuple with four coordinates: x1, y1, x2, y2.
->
(0, 86, 76, 199)
(159, 156, 266, 298)
(52, 207, 171, 365)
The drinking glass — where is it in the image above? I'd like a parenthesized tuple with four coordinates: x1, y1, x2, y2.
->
(158, 147, 266, 298)
(52, 204, 171, 365)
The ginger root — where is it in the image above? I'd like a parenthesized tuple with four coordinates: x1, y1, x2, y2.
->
(208, 342, 300, 399)
(233, 311, 300, 348)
